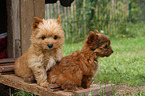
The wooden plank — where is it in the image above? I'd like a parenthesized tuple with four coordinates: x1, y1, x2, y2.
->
(34, 0, 45, 18)
(7, 0, 45, 56)
(0, 74, 114, 96)
(0, 58, 16, 64)
(6, 0, 13, 58)
(0, 65, 14, 72)
(11, 0, 21, 58)
(0, 71, 14, 75)
(6, 0, 21, 58)
(20, 0, 45, 54)
(0, 63, 14, 66)
(0, 74, 74, 96)
(15, 39, 21, 58)
(20, 0, 34, 54)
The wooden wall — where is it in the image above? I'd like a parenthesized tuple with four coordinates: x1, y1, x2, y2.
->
(7, 0, 45, 58)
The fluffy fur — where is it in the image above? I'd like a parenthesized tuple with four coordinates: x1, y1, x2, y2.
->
(47, 30, 113, 90)
(14, 16, 65, 87)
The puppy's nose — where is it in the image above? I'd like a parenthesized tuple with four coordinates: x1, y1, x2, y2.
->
(111, 50, 114, 53)
(48, 44, 53, 48)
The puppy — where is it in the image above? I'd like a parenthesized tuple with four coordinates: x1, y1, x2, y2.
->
(47, 30, 113, 90)
(14, 16, 65, 87)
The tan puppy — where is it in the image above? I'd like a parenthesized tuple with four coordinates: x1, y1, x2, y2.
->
(14, 16, 65, 87)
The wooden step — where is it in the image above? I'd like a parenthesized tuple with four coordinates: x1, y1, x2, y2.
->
(0, 58, 16, 64)
(0, 58, 15, 75)
(0, 58, 115, 96)
(0, 74, 115, 96)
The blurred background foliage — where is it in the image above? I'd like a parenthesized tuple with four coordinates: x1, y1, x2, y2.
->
(45, 0, 145, 43)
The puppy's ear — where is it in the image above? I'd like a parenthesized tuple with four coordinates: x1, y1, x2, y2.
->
(87, 31, 98, 44)
(94, 29, 100, 34)
(32, 17, 43, 30)
(57, 15, 61, 23)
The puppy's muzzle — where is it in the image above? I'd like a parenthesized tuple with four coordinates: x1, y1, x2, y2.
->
(48, 44, 53, 48)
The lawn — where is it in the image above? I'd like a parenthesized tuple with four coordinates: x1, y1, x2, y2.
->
(94, 37, 145, 86)
(63, 36, 145, 95)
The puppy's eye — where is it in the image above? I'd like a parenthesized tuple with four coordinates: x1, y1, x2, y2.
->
(104, 45, 108, 48)
(42, 36, 46, 40)
(54, 35, 57, 40)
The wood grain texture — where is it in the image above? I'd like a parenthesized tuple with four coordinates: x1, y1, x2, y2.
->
(0, 58, 15, 64)
(6, 0, 13, 58)
(6, 0, 45, 57)
(6, 0, 21, 58)
(0, 74, 114, 96)
(34, 0, 45, 18)
(0, 75, 74, 96)
(20, 0, 45, 54)
(0, 65, 14, 72)
(12, 0, 21, 58)
(20, 0, 34, 54)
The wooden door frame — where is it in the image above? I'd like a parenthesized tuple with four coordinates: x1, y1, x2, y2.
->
(6, 0, 45, 58)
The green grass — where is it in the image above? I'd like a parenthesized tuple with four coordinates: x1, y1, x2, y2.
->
(62, 36, 145, 95)
(63, 42, 84, 56)
(63, 37, 145, 86)
(13, 90, 38, 96)
(94, 37, 145, 86)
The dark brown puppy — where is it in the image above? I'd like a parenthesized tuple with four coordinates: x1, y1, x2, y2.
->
(47, 30, 113, 91)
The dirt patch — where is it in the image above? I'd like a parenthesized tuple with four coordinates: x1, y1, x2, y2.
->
(115, 85, 145, 95)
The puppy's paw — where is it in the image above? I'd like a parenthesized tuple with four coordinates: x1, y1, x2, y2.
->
(39, 82, 49, 88)
(24, 76, 36, 83)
